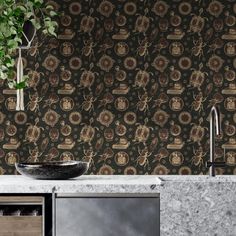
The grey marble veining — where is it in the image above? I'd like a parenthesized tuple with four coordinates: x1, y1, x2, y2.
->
(0, 175, 236, 236)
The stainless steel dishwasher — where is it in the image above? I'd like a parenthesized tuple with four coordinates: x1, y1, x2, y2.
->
(54, 193, 160, 236)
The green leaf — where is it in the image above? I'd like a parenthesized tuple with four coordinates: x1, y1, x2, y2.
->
(15, 80, 27, 89)
(8, 81, 15, 89)
(49, 11, 57, 17)
(26, 12, 34, 19)
(0, 51, 5, 58)
(34, 0, 44, 4)
(14, 37, 22, 44)
(46, 5, 54, 10)
(16, 6, 27, 12)
(30, 18, 41, 29)
(42, 29, 48, 35)
(7, 39, 18, 49)
(34, 1, 43, 8)
(0, 70, 7, 80)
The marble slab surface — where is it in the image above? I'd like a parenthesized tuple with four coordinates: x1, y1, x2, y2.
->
(0, 175, 161, 193)
(159, 175, 236, 236)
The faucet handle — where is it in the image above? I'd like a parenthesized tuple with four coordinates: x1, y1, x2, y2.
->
(206, 161, 226, 168)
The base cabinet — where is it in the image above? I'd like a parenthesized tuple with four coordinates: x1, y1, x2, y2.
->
(0, 195, 52, 236)
(55, 193, 160, 236)
(0, 216, 42, 236)
(0, 196, 43, 236)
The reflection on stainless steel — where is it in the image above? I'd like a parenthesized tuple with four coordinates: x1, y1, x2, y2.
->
(56, 194, 160, 236)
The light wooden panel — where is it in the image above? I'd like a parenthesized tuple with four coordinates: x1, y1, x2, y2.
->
(0, 216, 42, 236)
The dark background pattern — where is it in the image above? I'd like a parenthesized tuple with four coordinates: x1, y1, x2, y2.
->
(0, 0, 236, 175)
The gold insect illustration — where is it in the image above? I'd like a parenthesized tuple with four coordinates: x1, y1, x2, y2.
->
(191, 146, 207, 167)
(82, 147, 97, 167)
(136, 147, 152, 167)
(192, 36, 206, 58)
(82, 37, 96, 59)
(27, 37, 43, 57)
(136, 37, 151, 57)
(136, 91, 152, 112)
(191, 92, 206, 112)
(26, 92, 43, 112)
(81, 93, 97, 112)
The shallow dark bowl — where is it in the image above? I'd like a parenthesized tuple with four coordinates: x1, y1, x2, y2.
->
(15, 161, 89, 180)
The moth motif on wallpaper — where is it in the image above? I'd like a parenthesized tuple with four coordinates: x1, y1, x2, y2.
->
(0, 0, 236, 175)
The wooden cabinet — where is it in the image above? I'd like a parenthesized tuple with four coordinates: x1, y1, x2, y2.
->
(0, 196, 45, 236)
(0, 216, 42, 236)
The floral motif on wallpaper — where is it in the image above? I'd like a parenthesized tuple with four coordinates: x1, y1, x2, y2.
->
(0, 0, 236, 175)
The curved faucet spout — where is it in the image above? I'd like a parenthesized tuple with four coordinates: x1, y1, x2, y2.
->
(208, 106, 224, 177)
(210, 106, 221, 136)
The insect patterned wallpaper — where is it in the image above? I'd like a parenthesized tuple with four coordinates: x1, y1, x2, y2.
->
(0, 0, 236, 175)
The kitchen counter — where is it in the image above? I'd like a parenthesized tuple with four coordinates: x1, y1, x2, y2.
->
(0, 175, 236, 236)
(0, 175, 161, 193)
(0, 175, 235, 192)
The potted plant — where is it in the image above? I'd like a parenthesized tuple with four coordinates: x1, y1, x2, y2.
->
(0, 0, 58, 110)
(0, 0, 58, 89)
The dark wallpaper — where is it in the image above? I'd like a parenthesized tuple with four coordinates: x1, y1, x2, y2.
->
(0, 0, 236, 175)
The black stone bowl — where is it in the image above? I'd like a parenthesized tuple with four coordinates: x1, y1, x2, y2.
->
(15, 161, 89, 180)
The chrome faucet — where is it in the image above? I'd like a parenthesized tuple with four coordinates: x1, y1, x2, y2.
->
(206, 106, 225, 176)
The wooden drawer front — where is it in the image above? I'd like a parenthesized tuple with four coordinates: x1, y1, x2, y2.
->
(0, 216, 42, 236)
(0, 196, 43, 204)
(0, 233, 40, 236)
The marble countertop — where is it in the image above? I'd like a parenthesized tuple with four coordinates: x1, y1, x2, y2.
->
(0, 175, 161, 193)
(1, 175, 236, 235)
(0, 175, 236, 193)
